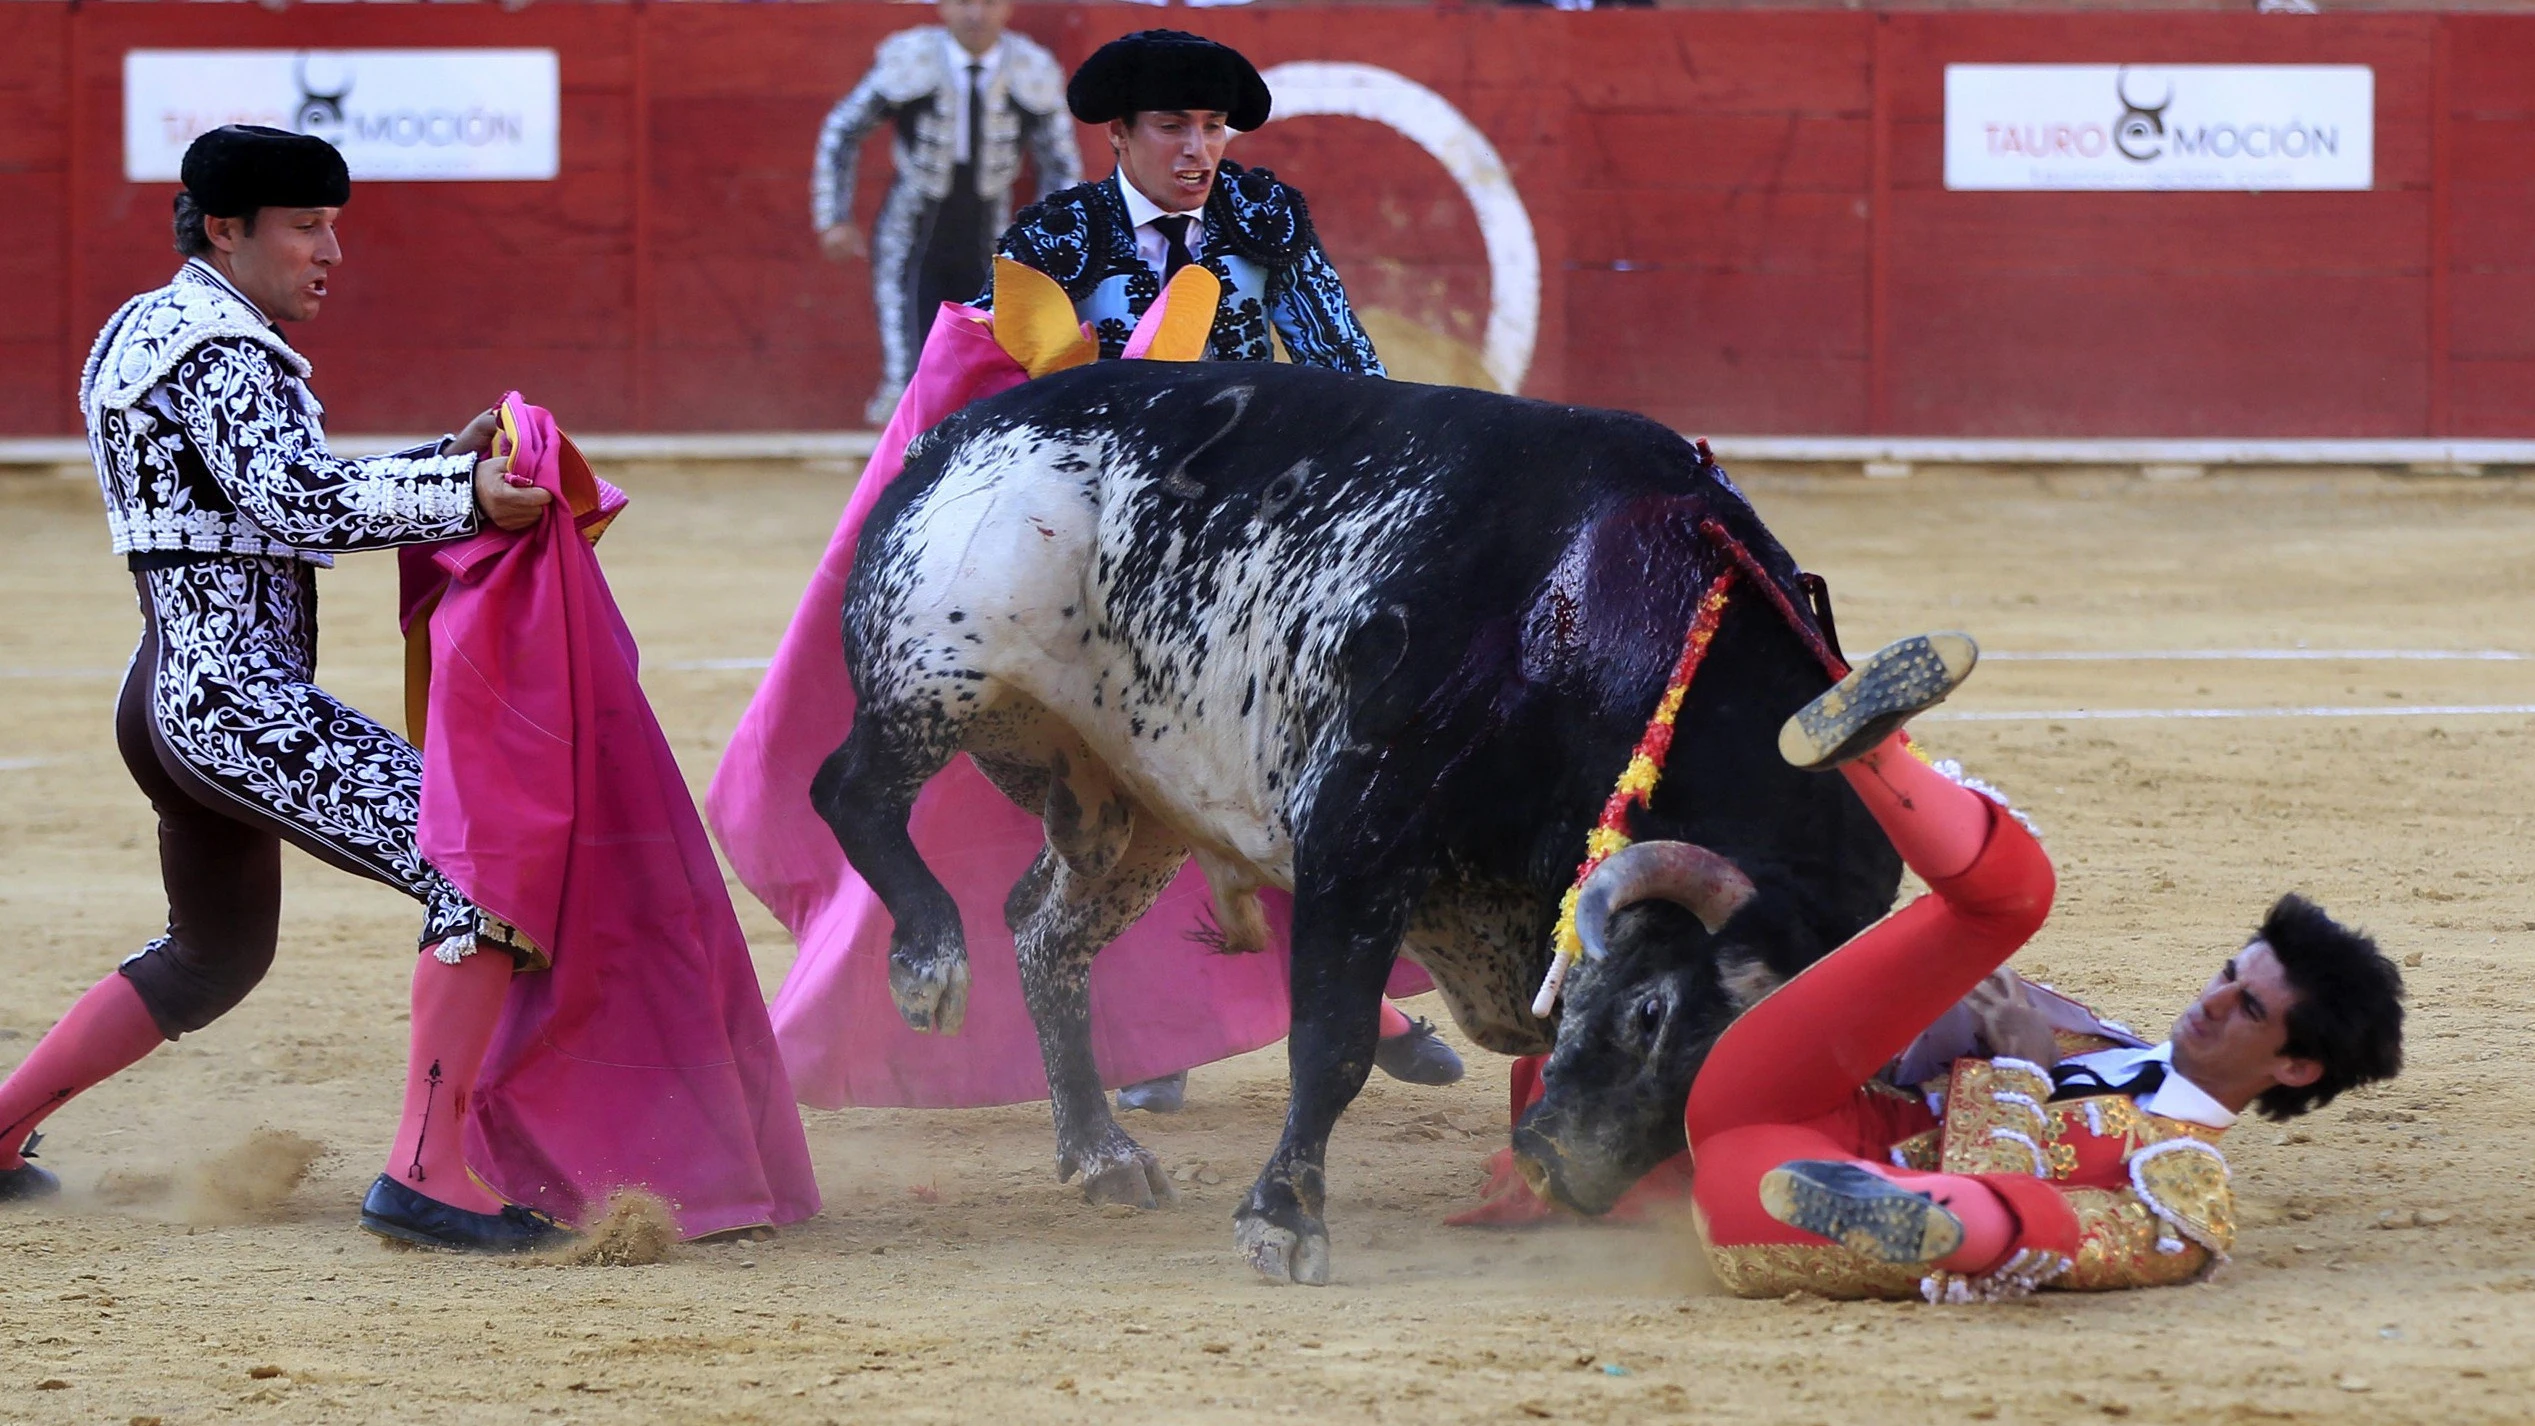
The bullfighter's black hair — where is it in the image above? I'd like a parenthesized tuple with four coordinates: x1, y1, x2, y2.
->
(2253, 893, 2405, 1121)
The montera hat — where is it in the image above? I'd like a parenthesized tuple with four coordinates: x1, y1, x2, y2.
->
(180, 125, 351, 216)
(1066, 30, 1271, 133)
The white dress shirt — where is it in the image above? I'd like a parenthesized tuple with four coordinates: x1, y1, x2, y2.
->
(942, 32, 1004, 166)
(2055, 1041, 2235, 1130)
(1117, 172, 1209, 278)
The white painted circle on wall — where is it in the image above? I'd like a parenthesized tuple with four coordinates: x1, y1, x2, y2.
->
(1261, 62, 1541, 396)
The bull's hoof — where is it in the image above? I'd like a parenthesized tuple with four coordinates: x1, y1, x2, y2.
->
(1061, 1127, 1176, 1210)
(889, 950, 971, 1034)
(1234, 1210, 1330, 1286)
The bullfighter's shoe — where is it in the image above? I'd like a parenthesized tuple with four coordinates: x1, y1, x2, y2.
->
(1373, 1018, 1466, 1085)
(359, 1174, 572, 1254)
(1778, 632, 1979, 771)
(1, 1131, 60, 1205)
(1759, 1159, 1964, 1265)
(1116, 1071, 1187, 1114)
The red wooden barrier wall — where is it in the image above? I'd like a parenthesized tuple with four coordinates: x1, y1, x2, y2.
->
(2, 5, 2527, 438)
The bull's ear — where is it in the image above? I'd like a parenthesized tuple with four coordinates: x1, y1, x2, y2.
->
(1718, 953, 1783, 1012)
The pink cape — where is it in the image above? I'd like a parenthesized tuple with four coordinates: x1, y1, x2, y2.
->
(706, 304, 1425, 1109)
(405, 396, 820, 1237)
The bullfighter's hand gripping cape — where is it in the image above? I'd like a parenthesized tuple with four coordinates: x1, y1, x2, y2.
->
(400, 397, 820, 1237)
(706, 261, 1426, 1109)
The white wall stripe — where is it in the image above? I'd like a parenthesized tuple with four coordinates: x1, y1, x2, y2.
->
(1926, 704, 2535, 723)
(1985, 649, 2523, 662)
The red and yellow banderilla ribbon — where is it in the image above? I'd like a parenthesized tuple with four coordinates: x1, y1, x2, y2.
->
(1531, 569, 1741, 1017)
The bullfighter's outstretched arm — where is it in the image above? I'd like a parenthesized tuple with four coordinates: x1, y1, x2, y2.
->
(812, 70, 900, 233)
(165, 340, 480, 552)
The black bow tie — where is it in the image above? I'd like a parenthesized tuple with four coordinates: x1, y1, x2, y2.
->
(2049, 1058, 2167, 1103)
(1152, 214, 1195, 282)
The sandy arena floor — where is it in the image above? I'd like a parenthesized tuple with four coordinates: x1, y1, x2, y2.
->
(3, 460, 2532, 1425)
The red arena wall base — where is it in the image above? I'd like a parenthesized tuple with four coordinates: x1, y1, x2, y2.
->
(3, 5, 2528, 439)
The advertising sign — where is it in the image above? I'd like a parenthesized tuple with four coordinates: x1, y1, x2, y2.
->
(1944, 64, 2372, 192)
(125, 49, 561, 183)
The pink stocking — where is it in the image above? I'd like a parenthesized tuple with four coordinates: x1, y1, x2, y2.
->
(383, 949, 513, 1213)
(1377, 999, 1413, 1039)
(0, 974, 168, 1169)
(1884, 1168, 2019, 1273)
(1838, 736, 1996, 883)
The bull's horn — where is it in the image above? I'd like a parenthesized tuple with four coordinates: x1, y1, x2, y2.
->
(1576, 841, 1756, 960)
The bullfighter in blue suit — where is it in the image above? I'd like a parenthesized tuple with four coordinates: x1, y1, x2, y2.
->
(983, 29, 1385, 375)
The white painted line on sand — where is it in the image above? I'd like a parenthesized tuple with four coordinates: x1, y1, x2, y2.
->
(1926, 704, 2535, 723)
(0, 756, 56, 771)
(0, 666, 121, 679)
(1984, 649, 2524, 662)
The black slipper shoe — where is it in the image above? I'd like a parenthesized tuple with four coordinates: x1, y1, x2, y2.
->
(2, 1131, 61, 1205)
(1759, 1159, 1965, 1264)
(359, 1174, 572, 1254)
(0, 1161, 60, 1205)
(1778, 633, 1979, 771)
(1373, 1017, 1467, 1086)
(1115, 1071, 1187, 1114)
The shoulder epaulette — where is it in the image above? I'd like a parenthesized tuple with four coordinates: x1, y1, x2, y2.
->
(1207, 161, 1316, 269)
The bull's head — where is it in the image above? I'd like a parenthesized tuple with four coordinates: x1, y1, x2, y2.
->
(1510, 840, 1796, 1215)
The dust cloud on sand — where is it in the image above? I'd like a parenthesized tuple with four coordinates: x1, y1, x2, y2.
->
(61, 1127, 320, 1221)
(540, 1189, 682, 1268)
(3, 463, 2533, 1423)
(179, 1129, 324, 1224)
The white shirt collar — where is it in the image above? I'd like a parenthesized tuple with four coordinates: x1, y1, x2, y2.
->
(183, 258, 278, 330)
(1114, 172, 1210, 277)
(2061, 1041, 2236, 1130)
(940, 32, 1003, 166)
(941, 29, 1002, 79)
(1116, 170, 1174, 230)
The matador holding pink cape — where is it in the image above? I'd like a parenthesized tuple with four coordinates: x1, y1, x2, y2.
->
(0, 126, 816, 1248)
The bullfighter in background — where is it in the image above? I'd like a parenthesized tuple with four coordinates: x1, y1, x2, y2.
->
(978, 28, 1434, 1111)
(985, 28, 1385, 374)
(0, 126, 568, 1251)
(1681, 632, 2406, 1300)
(814, 0, 1079, 425)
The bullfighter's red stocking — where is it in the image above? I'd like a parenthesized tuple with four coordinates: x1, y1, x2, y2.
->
(0, 973, 167, 1169)
(1836, 735, 1994, 882)
(384, 948, 513, 1213)
(1378, 999, 1412, 1039)
(1686, 741, 2055, 1268)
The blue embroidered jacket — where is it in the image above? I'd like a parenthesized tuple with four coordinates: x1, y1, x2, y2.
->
(983, 161, 1384, 374)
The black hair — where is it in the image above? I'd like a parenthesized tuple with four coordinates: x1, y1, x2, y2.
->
(172, 192, 255, 258)
(2254, 893, 2405, 1120)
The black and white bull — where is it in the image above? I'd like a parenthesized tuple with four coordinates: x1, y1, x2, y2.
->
(813, 361, 1901, 1282)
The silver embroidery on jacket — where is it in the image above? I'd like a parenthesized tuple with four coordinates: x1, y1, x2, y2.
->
(82, 261, 477, 562)
(137, 558, 478, 950)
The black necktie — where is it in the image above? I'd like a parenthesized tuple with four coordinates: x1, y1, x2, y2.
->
(2049, 1058, 2167, 1103)
(1152, 214, 1195, 283)
(964, 63, 983, 168)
